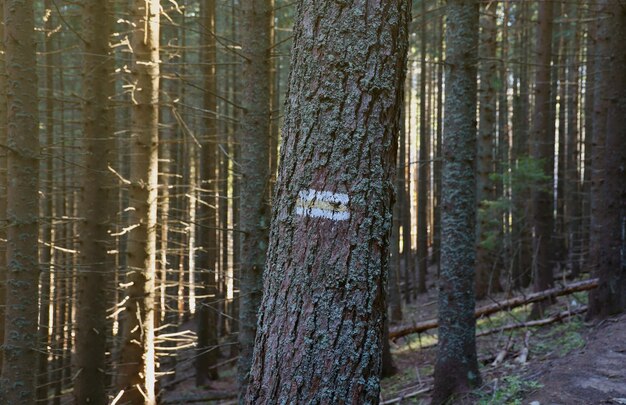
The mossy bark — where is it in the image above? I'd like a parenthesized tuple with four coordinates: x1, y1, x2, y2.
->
(431, 0, 481, 403)
(0, 0, 40, 402)
(237, 0, 272, 395)
(74, 0, 115, 403)
(245, 1, 410, 403)
(116, 0, 160, 403)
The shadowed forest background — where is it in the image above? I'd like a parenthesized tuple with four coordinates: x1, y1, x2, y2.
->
(0, 0, 624, 404)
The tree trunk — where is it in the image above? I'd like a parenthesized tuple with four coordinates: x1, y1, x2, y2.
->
(74, 0, 114, 403)
(564, 4, 582, 277)
(196, 0, 220, 386)
(511, 0, 532, 290)
(432, 0, 481, 403)
(0, 0, 6, 373)
(416, 0, 429, 295)
(0, 0, 40, 402)
(116, 0, 160, 402)
(245, 1, 410, 403)
(529, 0, 555, 319)
(587, 0, 626, 319)
(475, 0, 497, 299)
(237, 0, 272, 395)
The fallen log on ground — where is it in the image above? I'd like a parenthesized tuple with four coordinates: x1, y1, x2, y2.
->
(477, 306, 588, 338)
(389, 278, 598, 341)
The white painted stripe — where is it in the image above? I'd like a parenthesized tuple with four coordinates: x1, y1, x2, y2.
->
(295, 189, 350, 221)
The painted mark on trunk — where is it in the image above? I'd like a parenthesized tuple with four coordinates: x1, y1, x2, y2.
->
(295, 189, 350, 221)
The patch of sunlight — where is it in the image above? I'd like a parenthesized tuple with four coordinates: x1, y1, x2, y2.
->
(392, 332, 438, 355)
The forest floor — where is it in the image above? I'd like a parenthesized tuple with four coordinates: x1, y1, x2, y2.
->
(380, 275, 626, 405)
(161, 273, 626, 404)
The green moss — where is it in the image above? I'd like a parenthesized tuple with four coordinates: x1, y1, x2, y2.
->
(476, 375, 543, 405)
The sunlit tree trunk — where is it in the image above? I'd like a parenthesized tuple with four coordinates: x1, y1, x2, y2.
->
(116, 0, 160, 402)
(0, 0, 40, 402)
(245, 1, 410, 402)
(432, 0, 481, 402)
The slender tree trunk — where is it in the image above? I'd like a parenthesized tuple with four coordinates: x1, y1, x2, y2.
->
(116, 0, 160, 402)
(196, 0, 220, 386)
(511, 0, 532, 289)
(565, 5, 582, 277)
(475, 0, 497, 299)
(36, 2, 55, 401)
(416, 0, 429, 294)
(237, 0, 272, 395)
(401, 75, 412, 302)
(432, 0, 481, 402)
(0, 0, 40, 402)
(0, 0, 6, 373)
(433, 10, 444, 274)
(74, 0, 114, 402)
(529, 0, 555, 319)
(245, 1, 410, 402)
(581, 12, 596, 271)
(587, 0, 626, 319)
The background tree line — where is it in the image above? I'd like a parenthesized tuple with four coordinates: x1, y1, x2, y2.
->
(0, 0, 623, 403)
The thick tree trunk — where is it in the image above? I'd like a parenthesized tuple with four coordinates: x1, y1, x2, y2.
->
(237, 0, 272, 394)
(245, 1, 410, 403)
(529, 0, 555, 319)
(587, 0, 626, 319)
(432, 0, 481, 403)
(0, 0, 40, 402)
(116, 0, 160, 402)
(475, 0, 497, 299)
(74, 0, 114, 403)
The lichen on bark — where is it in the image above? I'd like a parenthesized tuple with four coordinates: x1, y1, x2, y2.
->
(245, 1, 410, 403)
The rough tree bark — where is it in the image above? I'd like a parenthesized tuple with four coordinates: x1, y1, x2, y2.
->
(238, 0, 272, 395)
(529, 0, 555, 319)
(587, 0, 626, 319)
(432, 0, 481, 403)
(245, 1, 410, 403)
(116, 0, 160, 403)
(74, 0, 114, 403)
(0, 0, 40, 402)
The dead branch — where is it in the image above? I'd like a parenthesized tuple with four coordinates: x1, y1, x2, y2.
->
(477, 306, 588, 338)
(390, 279, 597, 341)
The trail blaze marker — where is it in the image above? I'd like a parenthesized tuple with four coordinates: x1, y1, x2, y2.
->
(295, 189, 350, 221)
